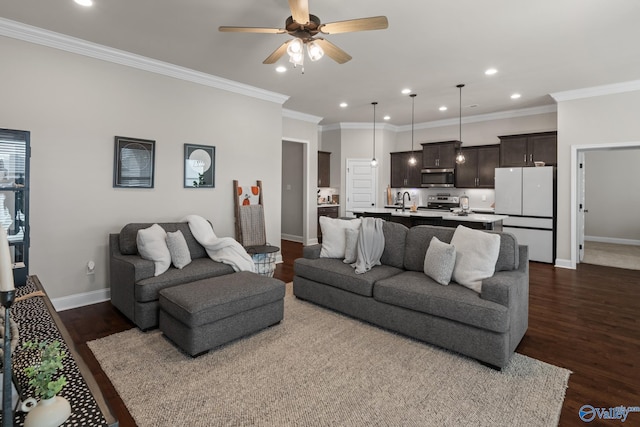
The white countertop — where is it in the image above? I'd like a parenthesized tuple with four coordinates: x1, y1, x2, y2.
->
(351, 207, 507, 223)
(318, 204, 340, 208)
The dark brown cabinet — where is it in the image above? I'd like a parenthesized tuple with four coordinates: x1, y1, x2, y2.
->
(422, 141, 461, 169)
(499, 131, 557, 167)
(317, 205, 338, 242)
(455, 145, 500, 188)
(318, 151, 331, 187)
(390, 151, 422, 188)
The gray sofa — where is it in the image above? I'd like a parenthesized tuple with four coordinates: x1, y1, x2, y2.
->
(109, 222, 235, 330)
(293, 223, 529, 369)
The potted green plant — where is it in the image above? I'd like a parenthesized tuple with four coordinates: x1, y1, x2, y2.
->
(20, 340, 71, 427)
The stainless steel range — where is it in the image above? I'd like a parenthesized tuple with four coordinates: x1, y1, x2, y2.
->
(420, 194, 459, 211)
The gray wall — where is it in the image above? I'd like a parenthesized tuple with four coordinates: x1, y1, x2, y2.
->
(281, 141, 303, 240)
(1, 35, 284, 299)
(556, 89, 640, 263)
(584, 149, 640, 243)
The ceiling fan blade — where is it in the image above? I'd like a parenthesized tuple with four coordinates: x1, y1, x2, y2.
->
(320, 16, 388, 34)
(314, 39, 352, 64)
(288, 0, 310, 24)
(219, 26, 285, 34)
(263, 41, 291, 64)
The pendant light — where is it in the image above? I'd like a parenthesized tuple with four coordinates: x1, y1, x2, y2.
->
(370, 102, 378, 167)
(455, 84, 466, 165)
(408, 94, 417, 166)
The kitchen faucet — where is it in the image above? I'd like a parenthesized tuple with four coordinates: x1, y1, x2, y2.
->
(401, 191, 411, 212)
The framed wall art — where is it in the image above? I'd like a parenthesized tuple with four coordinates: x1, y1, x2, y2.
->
(184, 144, 215, 188)
(113, 136, 155, 188)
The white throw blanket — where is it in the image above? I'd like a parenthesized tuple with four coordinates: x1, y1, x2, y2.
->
(354, 217, 385, 274)
(182, 215, 255, 273)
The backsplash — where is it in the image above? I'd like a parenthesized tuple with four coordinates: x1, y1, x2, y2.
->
(318, 187, 339, 204)
(388, 187, 495, 210)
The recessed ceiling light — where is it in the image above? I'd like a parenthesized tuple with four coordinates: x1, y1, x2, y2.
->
(339, 102, 348, 108)
(275, 66, 287, 73)
(383, 115, 390, 120)
(511, 93, 521, 99)
(74, 0, 93, 6)
(485, 68, 498, 75)
(401, 88, 411, 95)
(439, 106, 447, 111)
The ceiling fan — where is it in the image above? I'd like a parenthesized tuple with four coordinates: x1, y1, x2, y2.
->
(219, 0, 388, 65)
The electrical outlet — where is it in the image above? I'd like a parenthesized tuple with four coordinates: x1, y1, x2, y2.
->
(87, 260, 96, 275)
(481, 195, 487, 202)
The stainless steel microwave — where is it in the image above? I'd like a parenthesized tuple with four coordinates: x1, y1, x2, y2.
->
(421, 168, 455, 187)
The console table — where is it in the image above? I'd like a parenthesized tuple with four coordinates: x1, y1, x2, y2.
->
(2, 276, 117, 426)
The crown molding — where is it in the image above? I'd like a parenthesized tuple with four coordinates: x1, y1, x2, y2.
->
(0, 17, 289, 105)
(320, 104, 556, 133)
(397, 104, 558, 132)
(551, 80, 640, 102)
(282, 109, 323, 124)
(320, 122, 399, 132)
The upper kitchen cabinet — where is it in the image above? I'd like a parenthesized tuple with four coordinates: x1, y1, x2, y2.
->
(390, 151, 422, 188)
(499, 131, 557, 167)
(318, 151, 331, 187)
(455, 145, 500, 188)
(422, 141, 461, 169)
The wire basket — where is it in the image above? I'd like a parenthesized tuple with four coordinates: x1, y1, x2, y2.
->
(252, 252, 277, 277)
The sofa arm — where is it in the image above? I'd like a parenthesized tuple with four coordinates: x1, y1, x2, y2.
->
(481, 245, 529, 307)
(303, 244, 322, 259)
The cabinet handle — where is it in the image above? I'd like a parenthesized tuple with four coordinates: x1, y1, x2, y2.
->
(530, 153, 533, 162)
(524, 154, 527, 163)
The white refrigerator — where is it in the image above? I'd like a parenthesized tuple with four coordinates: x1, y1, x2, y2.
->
(494, 166, 555, 263)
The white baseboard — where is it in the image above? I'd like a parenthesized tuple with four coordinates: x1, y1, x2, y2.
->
(585, 236, 640, 246)
(554, 258, 575, 269)
(52, 288, 111, 312)
(281, 234, 303, 243)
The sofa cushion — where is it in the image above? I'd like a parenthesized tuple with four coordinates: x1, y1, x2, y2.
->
(403, 226, 455, 272)
(373, 271, 509, 333)
(451, 225, 500, 293)
(119, 222, 207, 259)
(319, 217, 362, 259)
(423, 237, 456, 286)
(166, 230, 192, 269)
(380, 221, 408, 269)
(159, 272, 285, 328)
(294, 257, 402, 297)
(137, 224, 171, 276)
(135, 258, 234, 303)
(493, 231, 519, 272)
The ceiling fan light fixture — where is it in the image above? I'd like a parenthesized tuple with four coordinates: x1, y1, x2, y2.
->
(307, 40, 324, 61)
(286, 38, 303, 55)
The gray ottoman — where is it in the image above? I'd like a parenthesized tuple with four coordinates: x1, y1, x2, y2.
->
(158, 271, 285, 356)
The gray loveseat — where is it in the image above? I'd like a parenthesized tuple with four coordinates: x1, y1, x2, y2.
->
(109, 222, 235, 330)
(293, 223, 529, 369)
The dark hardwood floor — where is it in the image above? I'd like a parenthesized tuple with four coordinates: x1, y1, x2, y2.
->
(58, 240, 639, 427)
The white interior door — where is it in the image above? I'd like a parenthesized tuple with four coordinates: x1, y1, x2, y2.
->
(577, 151, 586, 262)
(346, 159, 377, 215)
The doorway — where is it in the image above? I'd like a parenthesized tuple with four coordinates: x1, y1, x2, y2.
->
(572, 142, 640, 269)
(281, 139, 307, 243)
(345, 158, 378, 216)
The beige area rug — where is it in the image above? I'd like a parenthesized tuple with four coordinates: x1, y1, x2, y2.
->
(89, 289, 570, 427)
(582, 241, 640, 270)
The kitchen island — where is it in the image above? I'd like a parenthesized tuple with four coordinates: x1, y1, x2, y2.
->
(351, 207, 507, 231)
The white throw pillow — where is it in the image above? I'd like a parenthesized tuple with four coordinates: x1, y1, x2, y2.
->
(137, 224, 171, 276)
(423, 236, 456, 286)
(450, 225, 500, 293)
(343, 227, 360, 264)
(166, 230, 192, 269)
(319, 217, 362, 259)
